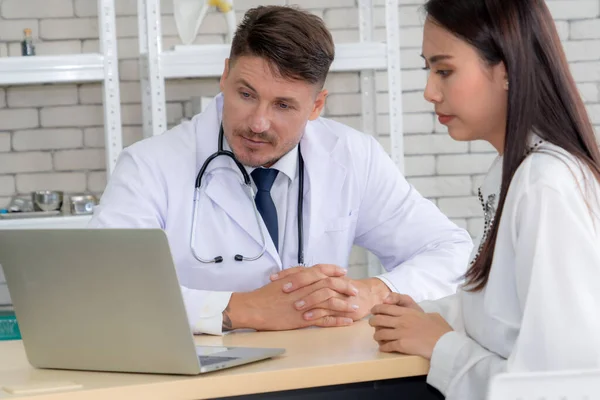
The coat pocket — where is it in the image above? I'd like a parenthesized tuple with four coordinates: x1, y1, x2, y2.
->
(323, 209, 359, 232)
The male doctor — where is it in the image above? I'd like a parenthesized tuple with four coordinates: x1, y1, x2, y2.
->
(90, 5, 473, 335)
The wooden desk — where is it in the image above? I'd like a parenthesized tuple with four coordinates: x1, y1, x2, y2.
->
(0, 321, 432, 399)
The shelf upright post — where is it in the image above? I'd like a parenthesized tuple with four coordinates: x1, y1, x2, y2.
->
(98, 0, 123, 175)
(386, 0, 404, 172)
(139, 0, 167, 138)
(358, 0, 383, 278)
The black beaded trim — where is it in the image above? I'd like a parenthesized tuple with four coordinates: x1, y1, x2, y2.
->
(469, 139, 544, 266)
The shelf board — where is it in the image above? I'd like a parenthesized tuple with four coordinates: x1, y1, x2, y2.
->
(0, 54, 105, 85)
(0, 215, 92, 229)
(160, 42, 388, 79)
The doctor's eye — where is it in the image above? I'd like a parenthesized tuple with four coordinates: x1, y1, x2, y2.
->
(277, 102, 290, 110)
(239, 91, 251, 99)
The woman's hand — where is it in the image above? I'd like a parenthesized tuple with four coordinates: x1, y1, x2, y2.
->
(382, 292, 424, 312)
(369, 300, 453, 360)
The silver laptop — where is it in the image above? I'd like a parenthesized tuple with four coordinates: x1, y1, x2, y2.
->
(0, 229, 284, 375)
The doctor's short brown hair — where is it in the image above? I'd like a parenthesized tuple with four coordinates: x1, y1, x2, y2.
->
(229, 6, 335, 87)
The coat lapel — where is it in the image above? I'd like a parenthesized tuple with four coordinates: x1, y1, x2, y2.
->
(300, 123, 346, 256)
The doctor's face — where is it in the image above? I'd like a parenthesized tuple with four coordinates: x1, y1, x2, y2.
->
(422, 18, 508, 153)
(219, 56, 327, 167)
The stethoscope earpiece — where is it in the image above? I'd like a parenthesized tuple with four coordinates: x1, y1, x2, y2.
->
(234, 255, 243, 261)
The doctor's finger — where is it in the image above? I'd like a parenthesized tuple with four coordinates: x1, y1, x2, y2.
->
(313, 315, 354, 328)
(272, 264, 346, 282)
(305, 295, 358, 314)
(282, 267, 351, 293)
(294, 287, 354, 311)
(302, 307, 355, 322)
(315, 264, 347, 278)
(315, 276, 359, 298)
(280, 268, 329, 293)
(270, 266, 305, 281)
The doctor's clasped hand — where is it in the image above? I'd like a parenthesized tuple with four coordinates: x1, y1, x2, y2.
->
(225, 264, 384, 331)
(270, 264, 392, 323)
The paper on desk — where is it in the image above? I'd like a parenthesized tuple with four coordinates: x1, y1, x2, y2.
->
(2, 381, 83, 395)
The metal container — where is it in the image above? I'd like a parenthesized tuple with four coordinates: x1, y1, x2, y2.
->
(31, 191, 63, 212)
(69, 194, 97, 215)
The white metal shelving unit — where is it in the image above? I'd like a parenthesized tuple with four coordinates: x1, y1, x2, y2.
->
(0, 215, 92, 229)
(0, 0, 123, 229)
(137, 0, 404, 275)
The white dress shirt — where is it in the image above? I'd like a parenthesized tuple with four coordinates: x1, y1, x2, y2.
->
(420, 136, 600, 399)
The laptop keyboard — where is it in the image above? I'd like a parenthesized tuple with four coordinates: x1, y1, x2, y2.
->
(198, 355, 239, 366)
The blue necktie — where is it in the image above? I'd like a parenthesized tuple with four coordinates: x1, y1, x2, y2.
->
(251, 168, 279, 251)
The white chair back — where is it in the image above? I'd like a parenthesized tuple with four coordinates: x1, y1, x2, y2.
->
(487, 369, 600, 400)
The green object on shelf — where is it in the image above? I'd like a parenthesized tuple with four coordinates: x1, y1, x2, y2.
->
(0, 310, 21, 341)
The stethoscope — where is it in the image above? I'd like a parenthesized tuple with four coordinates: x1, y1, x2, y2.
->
(191, 124, 305, 265)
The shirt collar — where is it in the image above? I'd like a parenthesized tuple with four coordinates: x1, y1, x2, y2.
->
(222, 137, 298, 181)
(479, 132, 546, 206)
(264, 145, 299, 181)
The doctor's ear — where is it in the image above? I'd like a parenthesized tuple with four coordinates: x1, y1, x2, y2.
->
(220, 58, 230, 91)
(308, 89, 328, 121)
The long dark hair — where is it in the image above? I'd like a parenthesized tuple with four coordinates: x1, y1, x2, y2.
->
(424, 0, 600, 291)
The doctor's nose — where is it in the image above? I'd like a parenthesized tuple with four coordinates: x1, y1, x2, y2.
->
(249, 106, 272, 133)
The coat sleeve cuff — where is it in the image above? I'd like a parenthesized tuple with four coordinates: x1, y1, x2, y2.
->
(427, 331, 470, 394)
(373, 275, 396, 293)
(189, 291, 233, 336)
(418, 300, 439, 314)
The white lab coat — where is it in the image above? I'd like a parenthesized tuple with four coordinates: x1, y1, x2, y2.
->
(421, 138, 600, 399)
(89, 94, 473, 335)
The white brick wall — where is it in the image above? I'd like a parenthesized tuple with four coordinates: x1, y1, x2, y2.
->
(40, 105, 103, 127)
(0, 0, 598, 286)
(547, 1, 599, 20)
(0, 176, 16, 196)
(0, 152, 52, 174)
(12, 129, 83, 151)
(7, 85, 78, 107)
(16, 172, 87, 192)
(54, 149, 105, 171)
(1, 0, 73, 19)
(0, 109, 39, 130)
(40, 18, 99, 40)
(571, 19, 600, 39)
(0, 133, 10, 152)
(0, 20, 39, 41)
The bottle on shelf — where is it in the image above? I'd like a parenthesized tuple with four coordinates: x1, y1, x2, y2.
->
(21, 28, 35, 56)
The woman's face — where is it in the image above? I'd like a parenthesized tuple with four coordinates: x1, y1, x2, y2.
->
(421, 17, 509, 153)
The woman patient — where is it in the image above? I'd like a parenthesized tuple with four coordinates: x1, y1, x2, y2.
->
(369, 0, 600, 398)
